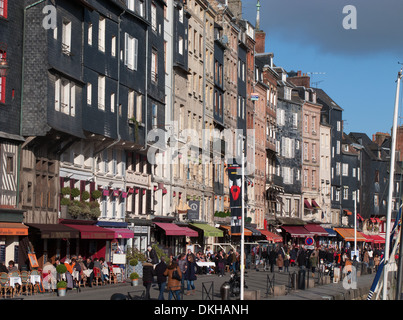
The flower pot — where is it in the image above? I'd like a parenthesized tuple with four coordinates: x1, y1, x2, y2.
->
(58, 288, 67, 297)
(131, 279, 139, 286)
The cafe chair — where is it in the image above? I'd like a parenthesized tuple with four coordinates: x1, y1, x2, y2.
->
(108, 266, 117, 284)
(20, 270, 32, 296)
(9, 271, 21, 296)
(30, 269, 41, 294)
(0, 272, 12, 298)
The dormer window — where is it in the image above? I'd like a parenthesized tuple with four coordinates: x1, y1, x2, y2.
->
(284, 87, 291, 100)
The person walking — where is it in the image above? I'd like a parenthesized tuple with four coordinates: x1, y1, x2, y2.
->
(155, 256, 167, 300)
(184, 254, 197, 295)
(178, 253, 187, 293)
(269, 248, 277, 273)
(276, 253, 284, 272)
(142, 258, 155, 300)
(164, 258, 182, 300)
(216, 250, 226, 277)
(283, 249, 290, 273)
(309, 251, 318, 277)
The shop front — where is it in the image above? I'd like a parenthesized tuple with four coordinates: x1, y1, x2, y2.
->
(280, 225, 313, 246)
(334, 228, 367, 250)
(26, 223, 80, 268)
(60, 220, 115, 261)
(152, 222, 198, 256)
(189, 223, 224, 251)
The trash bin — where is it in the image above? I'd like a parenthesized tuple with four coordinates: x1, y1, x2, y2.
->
(220, 282, 231, 300)
(298, 269, 306, 290)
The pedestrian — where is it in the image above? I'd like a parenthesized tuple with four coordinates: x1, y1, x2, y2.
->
(229, 249, 237, 273)
(283, 249, 290, 273)
(185, 254, 197, 295)
(269, 248, 277, 272)
(297, 248, 307, 270)
(309, 251, 318, 277)
(146, 245, 159, 267)
(142, 258, 155, 300)
(7, 260, 18, 273)
(155, 256, 167, 300)
(84, 257, 94, 287)
(276, 253, 284, 272)
(374, 254, 380, 272)
(216, 250, 226, 277)
(164, 257, 182, 300)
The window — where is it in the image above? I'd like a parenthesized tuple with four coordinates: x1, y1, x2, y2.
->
(126, 0, 134, 11)
(136, 93, 143, 123)
(292, 113, 298, 128)
(311, 170, 316, 189)
(151, 3, 157, 32)
(342, 163, 349, 176)
(88, 23, 93, 45)
(311, 143, 316, 161)
(87, 83, 92, 105)
(303, 169, 308, 188)
(151, 49, 158, 83)
(284, 87, 291, 100)
(62, 20, 72, 54)
(337, 121, 341, 132)
(0, 0, 7, 18)
(111, 36, 116, 57)
(178, 36, 183, 55)
(6, 155, 13, 174)
(128, 90, 135, 118)
(152, 104, 158, 128)
(179, 7, 184, 23)
(311, 116, 316, 134)
(124, 33, 138, 70)
(110, 93, 115, 113)
(98, 16, 105, 52)
(98, 75, 105, 110)
(343, 187, 349, 200)
(304, 114, 309, 133)
(55, 76, 76, 116)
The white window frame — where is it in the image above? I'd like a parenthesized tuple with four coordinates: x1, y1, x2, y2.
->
(62, 20, 72, 54)
(151, 3, 157, 32)
(98, 75, 105, 110)
(124, 33, 138, 70)
(98, 16, 105, 52)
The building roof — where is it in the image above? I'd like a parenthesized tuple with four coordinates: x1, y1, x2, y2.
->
(315, 88, 343, 111)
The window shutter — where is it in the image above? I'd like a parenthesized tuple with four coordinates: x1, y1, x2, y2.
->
(70, 84, 75, 116)
(124, 33, 129, 67)
(134, 37, 138, 70)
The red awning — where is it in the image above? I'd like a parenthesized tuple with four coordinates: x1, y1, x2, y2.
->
(107, 228, 134, 239)
(154, 222, 189, 236)
(65, 224, 115, 239)
(357, 214, 364, 221)
(304, 200, 313, 210)
(180, 227, 199, 237)
(363, 234, 385, 244)
(304, 224, 328, 236)
(281, 226, 312, 238)
(258, 229, 283, 242)
(311, 200, 321, 209)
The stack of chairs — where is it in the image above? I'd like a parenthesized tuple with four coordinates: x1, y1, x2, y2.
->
(0, 272, 12, 298)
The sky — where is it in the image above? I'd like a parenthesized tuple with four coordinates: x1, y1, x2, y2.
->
(242, 0, 403, 138)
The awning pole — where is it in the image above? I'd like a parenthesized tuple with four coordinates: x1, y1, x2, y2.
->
(240, 143, 245, 300)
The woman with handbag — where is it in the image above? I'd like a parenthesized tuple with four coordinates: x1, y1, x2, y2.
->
(164, 258, 182, 300)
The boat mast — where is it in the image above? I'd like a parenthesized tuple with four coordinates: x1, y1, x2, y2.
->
(383, 69, 402, 300)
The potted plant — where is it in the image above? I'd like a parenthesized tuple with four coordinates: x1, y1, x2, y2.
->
(56, 264, 68, 296)
(56, 280, 67, 296)
(91, 190, 102, 200)
(130, 272, 139, 286)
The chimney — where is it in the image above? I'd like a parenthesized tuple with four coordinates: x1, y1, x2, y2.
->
(255, 31, 266, 53)
(288, 71, 311, 88)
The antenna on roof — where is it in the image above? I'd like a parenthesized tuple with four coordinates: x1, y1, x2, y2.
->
(312, 80, 324, 88)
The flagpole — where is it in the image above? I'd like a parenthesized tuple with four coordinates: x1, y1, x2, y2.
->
(240, 140, 245, 300)
(354, 192, 357, 260)
(383, 69, 402, 300)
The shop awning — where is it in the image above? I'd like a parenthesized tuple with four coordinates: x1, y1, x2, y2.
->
(181, 227, 199, 237)
(154, 222, 189, 236)
(27, 223, 79, 239)
(343, 209, 353, 216)
(64, 224, 115, 239)
(246, 226, 261, 236)
(362, 234, 385, 244)
(334, 228, 366, 242)
(304, 199, 313, 210)
(311, 200, 321, 209)
(0, 223, 28, 236)
(220, 225, 252, 236)
(258, 229, 283, 242)
(106, 228, 134, 239)
(324, 228, 337, 237)
(189, 223, 223, 237)
(281, 226, 312, 238)
(304, 224, 328, 237)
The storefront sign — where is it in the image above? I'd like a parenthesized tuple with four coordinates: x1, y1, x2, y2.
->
(187, 201, 200, 220)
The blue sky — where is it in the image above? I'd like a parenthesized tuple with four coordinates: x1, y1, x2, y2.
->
(242, 0, 403, 138)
